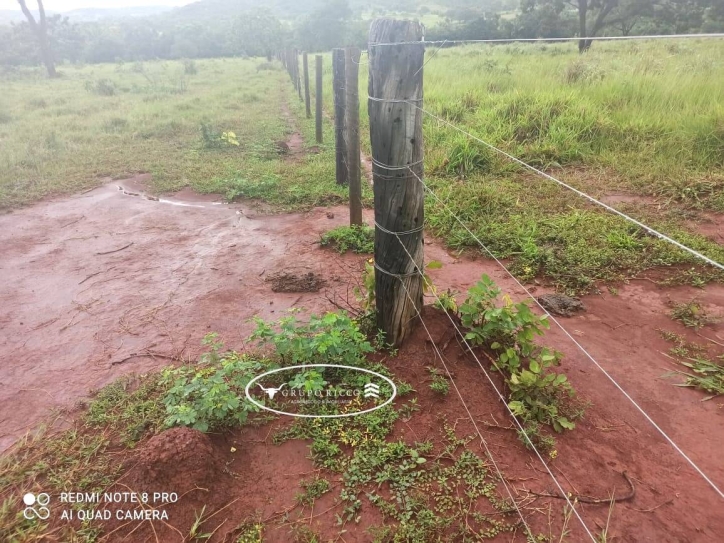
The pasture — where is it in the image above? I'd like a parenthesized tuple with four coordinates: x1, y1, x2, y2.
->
(1, 38, 724, 542)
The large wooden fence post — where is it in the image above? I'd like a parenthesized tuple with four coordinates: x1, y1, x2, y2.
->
(315, 54, 323, 144)
(332, 49, 347, 186)
(345, 47, 362, 226)
(303, 52, 311, 118)
(368, 19, 425, 347)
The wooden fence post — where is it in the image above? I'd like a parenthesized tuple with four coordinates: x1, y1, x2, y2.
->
(315, 54, 323, 144)
(332, 49, 348, 186)
(368, 19, 425, 347)
(303, 52, 311, 118)
(295, 49, 302, 100)
(345, 47, 362, 227)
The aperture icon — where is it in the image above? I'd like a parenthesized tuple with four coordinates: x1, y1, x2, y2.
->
(23, 492, 50, 520)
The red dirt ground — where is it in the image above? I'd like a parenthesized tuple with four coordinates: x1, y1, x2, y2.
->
(2, 179, 724, 541)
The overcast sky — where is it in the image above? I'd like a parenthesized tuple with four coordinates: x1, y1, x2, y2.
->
(3, 0, 195, 11)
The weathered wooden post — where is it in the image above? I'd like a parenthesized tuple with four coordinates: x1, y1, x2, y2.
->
(345, 46, 362, 227)
(295, 49, 302, 101)
(332, 48, 348, 186)
(315, 54, 323, 144)
(303, 52, 311, 118)
(368, 19, 425, 347)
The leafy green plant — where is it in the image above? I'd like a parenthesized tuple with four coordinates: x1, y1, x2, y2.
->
(320, 225, 374, 254)
(249, 311, 374, 367)
(670, 299, 715, 330)
(161, 334, 269, 432)
(200, 123, 239, 148)
(458, 275, 582, 438)
(296, 477, 331, 506)
(427, 367, 449, 396)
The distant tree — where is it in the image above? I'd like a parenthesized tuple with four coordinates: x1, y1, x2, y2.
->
(233, 10, 286, 59)
(296, 0, 353, 52)
(521, 0, 660, 51)
(16, 0, 56, 76)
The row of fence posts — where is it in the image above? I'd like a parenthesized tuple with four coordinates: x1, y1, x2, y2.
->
(277, 19, 424, 347)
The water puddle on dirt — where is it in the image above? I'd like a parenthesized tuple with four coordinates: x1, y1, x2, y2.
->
(116, 179, 227, 210)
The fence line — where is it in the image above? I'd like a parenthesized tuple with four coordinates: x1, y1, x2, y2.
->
(399, 164, 724, 502)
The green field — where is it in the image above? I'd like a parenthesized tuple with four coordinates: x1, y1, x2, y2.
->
(4, 40, 724, 291)
(0, 58, 356, 211)
(350, 39, 724, 292)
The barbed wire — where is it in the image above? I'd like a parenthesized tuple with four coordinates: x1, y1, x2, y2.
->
(391, 223, 598, 542)
(368, 32, 724, 48)
(403, 101, 724, 273)
(397, 163, 724, 502)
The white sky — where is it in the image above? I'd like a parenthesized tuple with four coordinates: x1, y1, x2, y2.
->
(3, 0, 195, 11)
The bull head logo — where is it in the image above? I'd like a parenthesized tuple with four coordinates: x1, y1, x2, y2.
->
(258, 383, 286, 399)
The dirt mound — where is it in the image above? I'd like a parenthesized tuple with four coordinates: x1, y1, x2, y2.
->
(126, 427, 222, 493)
(268, 271, 326, 292)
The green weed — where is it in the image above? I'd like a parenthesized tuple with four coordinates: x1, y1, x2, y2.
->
(670, 299, 716, 330)
(459, 275, 583, 441)
(320, 224, 374, 254)
(427, 367, 449, 396)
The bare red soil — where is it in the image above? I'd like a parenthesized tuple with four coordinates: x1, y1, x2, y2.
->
(1, 179, 724, 541)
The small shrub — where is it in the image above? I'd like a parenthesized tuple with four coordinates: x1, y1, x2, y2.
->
(249, 312, 374, 367)
(427, 367, 449, 396)
(183, 59, 198, 75)
(320, 225, 374, 254)
(670, 299, 716, 330)
(256, 61, 277, 71)
(458, 275, 583, 438)
(161, 334, 269, 432)
(200, 122, 239, 148)
(85, 79, 116, 96)
(0, 111, 12, 124)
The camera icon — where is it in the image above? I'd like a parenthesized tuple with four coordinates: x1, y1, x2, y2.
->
(22, 493, 50, 520)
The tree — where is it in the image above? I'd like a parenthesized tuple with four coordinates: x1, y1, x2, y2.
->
(233, 10, 286, 59)
(16, 0, 56, 77)
(522, 0, 659, 51)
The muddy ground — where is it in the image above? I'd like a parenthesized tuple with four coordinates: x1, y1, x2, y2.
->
(1, 176, 724, 541)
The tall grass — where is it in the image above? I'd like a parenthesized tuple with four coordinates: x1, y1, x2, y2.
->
(0, 58, 360, 210)
(331, 40, 724, 292)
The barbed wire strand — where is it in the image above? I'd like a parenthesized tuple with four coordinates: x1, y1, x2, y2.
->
(405, 102, 724, 272)
(384, 228, 599, 541)
(397, 164, 724, 501)
(368, 33, 724, 48)
(394, 279, 538, 540)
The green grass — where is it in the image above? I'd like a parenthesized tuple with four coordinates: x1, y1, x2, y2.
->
(318, 39, 724, 292)
(0, 58, 369, 212)
(320, 224, 375, 253)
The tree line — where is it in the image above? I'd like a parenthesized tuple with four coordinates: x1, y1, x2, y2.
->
(4, 0, 724, 77)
